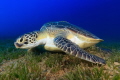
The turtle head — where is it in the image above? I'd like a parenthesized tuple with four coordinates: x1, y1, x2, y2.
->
(14, 31, 42, 49)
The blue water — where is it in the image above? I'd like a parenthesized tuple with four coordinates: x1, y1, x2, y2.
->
(0, 0, 120, 41)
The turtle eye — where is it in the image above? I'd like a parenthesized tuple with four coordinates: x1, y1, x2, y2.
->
(20, 38, 23, 42)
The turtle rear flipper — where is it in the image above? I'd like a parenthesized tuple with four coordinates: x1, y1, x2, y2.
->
(54, 36, 106, 65)
(98, 47, 112, 54)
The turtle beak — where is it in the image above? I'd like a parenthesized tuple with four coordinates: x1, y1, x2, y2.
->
(14, 42, 23, 48)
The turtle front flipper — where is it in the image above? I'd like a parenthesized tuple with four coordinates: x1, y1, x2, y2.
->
(54, 36, 106, 65)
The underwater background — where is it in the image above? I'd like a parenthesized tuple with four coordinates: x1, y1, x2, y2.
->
(0, 0, 120, 79)
(0, 0, 120, 42)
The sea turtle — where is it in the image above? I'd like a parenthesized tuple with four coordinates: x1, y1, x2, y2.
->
(14, 21, 106, 65)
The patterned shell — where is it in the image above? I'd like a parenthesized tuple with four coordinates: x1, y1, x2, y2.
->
(40, 21, 100, 39)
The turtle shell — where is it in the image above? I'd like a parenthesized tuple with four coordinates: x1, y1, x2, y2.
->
(40, 21, 100, 39)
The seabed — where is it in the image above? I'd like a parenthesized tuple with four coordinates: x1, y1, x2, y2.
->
(0, 39, 120, 80)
